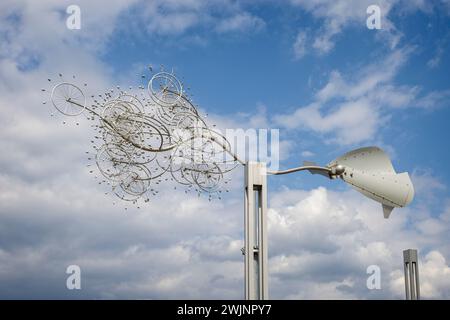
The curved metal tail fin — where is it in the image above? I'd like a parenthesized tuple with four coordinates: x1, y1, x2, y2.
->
(327, 147, 415, 219)
(382, 204, 394, 219)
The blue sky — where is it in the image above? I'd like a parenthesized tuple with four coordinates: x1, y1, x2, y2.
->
(1, 0, 450, 299)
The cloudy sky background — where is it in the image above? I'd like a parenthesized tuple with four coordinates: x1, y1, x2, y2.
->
(1, 0, 450, 299)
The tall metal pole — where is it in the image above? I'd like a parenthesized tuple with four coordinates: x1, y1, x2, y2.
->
(403, 249, 420, 300)
(244, 162, 269, 300)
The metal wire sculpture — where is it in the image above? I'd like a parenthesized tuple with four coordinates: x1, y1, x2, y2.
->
(42, 69, 242, 205)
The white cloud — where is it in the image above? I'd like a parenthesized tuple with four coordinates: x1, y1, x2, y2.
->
(301, 150, 315, 158)
(316, 48, 409, 102)
(390, 251, 450, 298)
(419, 251, 450, 298)
(427, 47, 444, 68)
(311, 17, 345, 54)
(274, 47, 450, 145)
(267, 186, 450, 299)
(289, 0, 400, 54)
(215, 12, 265, 33)
(276, 99, 381, 145)
(3, 160, 450, 299)
(293, 31, 308, 60)
(414, 89, 450, 109)
(288, 0, 447, 56)
(274, 49, 410, 144)
(146, 11, 200, 35)
(139, 0, 265, 36)
(411, 169, 446, 201)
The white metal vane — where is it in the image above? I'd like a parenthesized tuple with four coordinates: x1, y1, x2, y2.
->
(327, 146, 414, 218)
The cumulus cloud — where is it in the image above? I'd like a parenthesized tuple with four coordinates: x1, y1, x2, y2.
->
(288, 0, 445, 56)
(2, 163, 450, 299)
(390, 251, 450, 298)
(274, 47, 450, 145)
(288, 0, 399, 54)
(411, 169, 446, 202)
(0, 169, 246, 299)
(267, 186, 450, 299)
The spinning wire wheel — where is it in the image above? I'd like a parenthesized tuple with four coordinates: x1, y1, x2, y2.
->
(148, 72, 183, 107)
(51, 82, 86, 116)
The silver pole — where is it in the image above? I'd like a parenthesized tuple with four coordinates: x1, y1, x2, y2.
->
(403, 249, 420, 300)
(244, 162, 269, 300)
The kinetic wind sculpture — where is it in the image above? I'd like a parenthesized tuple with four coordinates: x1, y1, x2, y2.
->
(42, 68, 414, 300)
(41, 69, 241, 205)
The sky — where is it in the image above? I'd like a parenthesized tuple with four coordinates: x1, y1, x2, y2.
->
(1, 0, 450, 299)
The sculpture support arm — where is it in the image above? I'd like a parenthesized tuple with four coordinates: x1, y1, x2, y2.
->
(267, 165, 332, 176)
